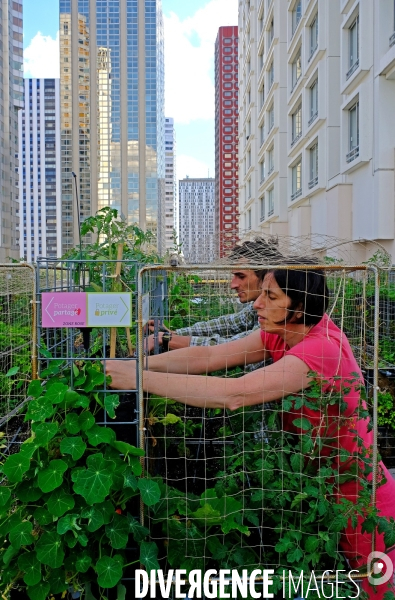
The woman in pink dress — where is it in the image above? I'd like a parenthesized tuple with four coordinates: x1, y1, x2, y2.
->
(106, 267, 395, 598)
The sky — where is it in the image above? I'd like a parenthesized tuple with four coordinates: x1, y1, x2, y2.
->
(23, 0, 239, 180)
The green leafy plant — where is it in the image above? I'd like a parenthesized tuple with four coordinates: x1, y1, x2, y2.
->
(0, 361, 161, 599)
(378, 390, 395, 430)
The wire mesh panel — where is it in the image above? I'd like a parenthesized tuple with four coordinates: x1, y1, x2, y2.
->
(138, 264, 386, 597)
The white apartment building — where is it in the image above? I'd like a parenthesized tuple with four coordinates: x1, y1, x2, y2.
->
(179, 178, 216, 263)
(18, 79, 62, 262)
(238, 0, 395, 260)
(164, 118, 178, 250)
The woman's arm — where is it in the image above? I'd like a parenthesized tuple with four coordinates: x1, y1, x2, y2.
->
(106, 354, 311, 410)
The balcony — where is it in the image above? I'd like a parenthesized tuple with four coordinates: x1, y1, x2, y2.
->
(291, 131, 302, 147)
(308, 111, 318, 127)
(308, 176, 318, 189)
(346, 58, 359, 80)
(268, 205, 274, 217)
(390, 32, 395, 47)
(346, 146, 359, 163)
(291, 188, 302, 202)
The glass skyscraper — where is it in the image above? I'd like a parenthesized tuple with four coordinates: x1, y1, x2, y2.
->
(59, 0, 165, 254)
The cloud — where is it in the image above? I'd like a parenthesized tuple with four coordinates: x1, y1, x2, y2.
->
(164, 0, 238, 125)
(24, 32, 60, 79)
(177, 154, 213, 180)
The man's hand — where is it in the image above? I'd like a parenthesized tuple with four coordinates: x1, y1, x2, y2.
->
(143, 332, 164, 354)
(105, 360, 137, 390)
(145, 319, 171, 334)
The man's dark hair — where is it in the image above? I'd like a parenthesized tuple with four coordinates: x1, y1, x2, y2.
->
(228, 237, 283, 281)
(268, 265, 329, 326)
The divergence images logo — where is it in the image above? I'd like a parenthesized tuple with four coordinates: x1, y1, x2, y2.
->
(367, 551, 394, 587)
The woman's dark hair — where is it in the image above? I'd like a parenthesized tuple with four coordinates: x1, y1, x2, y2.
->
(268, 266, 329, 326)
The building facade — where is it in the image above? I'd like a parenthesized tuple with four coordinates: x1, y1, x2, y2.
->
(0, 0, 23, 260)
(59, 0, 165, 254)
(238, 0, 395, 260)
(215, 26, 240, 258)
(179, 178, 216, 263)
(18, 79, 61, 262)
(164, 117, 177, 250)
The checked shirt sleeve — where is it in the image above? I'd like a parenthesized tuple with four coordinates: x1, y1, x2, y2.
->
(175, 303, 257, 346)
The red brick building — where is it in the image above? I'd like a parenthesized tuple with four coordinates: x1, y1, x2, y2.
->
(215, 26, 239, 258)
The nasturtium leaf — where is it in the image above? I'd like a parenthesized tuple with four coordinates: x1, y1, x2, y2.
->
(76, 553, 92, 573)
(72, 363, 79, 378)
(65, 413, 80, 434)
(138, 479, 161, 507)
(0, 487, 11, 506)
(3, 544, 17, 565)
(123, 468, 138, 491)
(111, 440, 144, 457)
(105, 514, 129, 549)
(129, 456, 143, 476)
(47, 569, 68, 594)
(25, 397, 54, 422)
(2, 453, 31, 483)
(95, 500, 115, 524)
(83, 369, 105, 393)
(78, 412, 95, 431)
(47, 487, 75, 517)
(6, 366, 19, 377)
(127, 514, 149, 542)
(78, 533, 88, 547)
(117, 584, 127, 600)
(37, 459, 68, 493)
(64, 531, 78, 548)
(9, 521, 34, 549)
(26, 581, 50, 600)
(140, 541, 160, 571)
(96, 555, 123, 588)
(72, 392, 90, 409)
(45, 383, 68, 404)
(15, 480, 42, 502)
(63, 389, 82, 407)
(18, 552, 41, 586)
(60, 436, 86, 461)
(292, 417, 312, 431)
(73, 454, 114, 505)
(27, 380, 43, 399)
(81, 506, 104, 532)
(57, 513, 80, 535)
(36, 532, 64, 568)
(104, 394, 120, 419)
(19, 440, 39, 459)
(33, 507, 53, 525)
(31, 422, 58, 445)
(86, 425, 115, 447)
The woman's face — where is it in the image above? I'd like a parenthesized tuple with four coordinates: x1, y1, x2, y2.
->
(253, 273, 295, 333)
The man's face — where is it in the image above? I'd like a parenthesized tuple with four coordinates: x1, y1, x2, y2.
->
(230, 269, 261, 303)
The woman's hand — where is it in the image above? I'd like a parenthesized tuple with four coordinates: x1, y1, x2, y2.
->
(104, 360, 137, 390)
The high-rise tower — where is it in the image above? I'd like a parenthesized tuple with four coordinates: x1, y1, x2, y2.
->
(215, 26, 239, 258)
(164, 118, 177, 250)
(0, 0, 23, 260)
(59, 0, 165, 254)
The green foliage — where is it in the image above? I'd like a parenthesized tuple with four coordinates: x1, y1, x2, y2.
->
(0, 362, 161, 597)
(148, 378, 395, 598)
(378, 390, 395, 430)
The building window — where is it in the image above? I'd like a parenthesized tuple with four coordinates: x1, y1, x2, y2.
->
(268, 60, 274, 89)
(347, 101, 359, 162)
(259, 121, 265, 146)
(347, 16, 359, 79)
(268, 187, 274, 216)
(260, 159, 266, 183)
(390, 1, 395, 46)
(291, 158, 302, 201)
(247, 208, 252, 229)
(292, 0, 302, 36)
(291, 47, 302, 90)
(247, 178, 252, 199)
(309, 78, 318, 125)
(269, 18, 274, 45)
(260, 85, 265, 108)
(268, 104, 274, 132)
(260, 196, 265, 221)
(309, 142, 318, 188)
(268, 146, 274, 174)
(291, 103, 302, 146)
(309, 14, 318, 60)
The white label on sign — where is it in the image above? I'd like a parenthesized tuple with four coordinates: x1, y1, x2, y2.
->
(142, 293, 150, 326)
(86, 293, 132, 327)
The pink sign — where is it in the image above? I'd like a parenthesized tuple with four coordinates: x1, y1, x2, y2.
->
(42, 292, 87, 328)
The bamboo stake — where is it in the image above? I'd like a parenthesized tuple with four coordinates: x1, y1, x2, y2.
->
(110, 243, 124, 358)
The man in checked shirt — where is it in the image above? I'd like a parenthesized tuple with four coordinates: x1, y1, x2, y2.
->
(146, 238, 281, 373)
